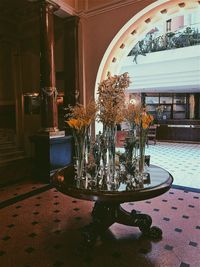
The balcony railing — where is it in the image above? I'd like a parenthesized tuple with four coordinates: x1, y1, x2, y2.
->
(128, 25, 200, 64)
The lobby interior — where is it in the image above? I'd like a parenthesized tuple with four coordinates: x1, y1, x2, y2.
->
(0, 0, 200, 267)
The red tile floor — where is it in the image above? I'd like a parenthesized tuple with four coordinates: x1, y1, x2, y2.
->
(0, 180, 199, 267)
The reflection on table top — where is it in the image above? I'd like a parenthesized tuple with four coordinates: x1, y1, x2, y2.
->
(51, 165, 173, 203)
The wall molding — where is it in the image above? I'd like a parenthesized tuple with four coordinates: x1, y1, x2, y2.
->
(78, 0, 145, 18)
(53, 0, 146, 18)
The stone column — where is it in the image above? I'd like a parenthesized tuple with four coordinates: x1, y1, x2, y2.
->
(30, 0, 72, 182)
(39, 0, 59, 132)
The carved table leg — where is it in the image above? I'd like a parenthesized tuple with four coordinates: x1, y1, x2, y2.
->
(81, 202, 162, 246)
(116, 206, 162, 239)
(81, 201, 117, 246)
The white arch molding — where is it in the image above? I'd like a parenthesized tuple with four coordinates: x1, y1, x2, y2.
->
(94, 0, 200, 100)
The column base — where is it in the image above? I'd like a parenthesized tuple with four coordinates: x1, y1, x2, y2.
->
(38, 129, 65, 138)
(30, 134, 73, 182)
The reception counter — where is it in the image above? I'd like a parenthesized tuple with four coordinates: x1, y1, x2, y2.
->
(156, 120, 200, 142)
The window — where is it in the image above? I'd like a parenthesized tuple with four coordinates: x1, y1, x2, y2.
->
(166, 19, 172, 32)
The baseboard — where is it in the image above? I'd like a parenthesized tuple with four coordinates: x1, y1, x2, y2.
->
(172, 184, 200, 193)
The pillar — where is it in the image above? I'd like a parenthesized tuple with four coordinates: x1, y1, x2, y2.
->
(30, 0, 73, 182)
(39, 0, 59, 132)
(63, 16, 80, 107)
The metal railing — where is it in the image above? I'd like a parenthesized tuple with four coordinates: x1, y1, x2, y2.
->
(128, 24, 200, 63)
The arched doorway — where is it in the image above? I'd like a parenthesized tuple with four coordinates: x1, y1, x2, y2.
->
(95, 0, 200, 93)
(94, 0, 200, 133)
(95, 0, 200, 131)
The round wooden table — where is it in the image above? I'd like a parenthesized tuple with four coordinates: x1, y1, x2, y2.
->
(51, 165, 173, 245)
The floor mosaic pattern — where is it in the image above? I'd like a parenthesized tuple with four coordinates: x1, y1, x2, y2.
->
(0, 185, 199, 267)
(145, 142, 200, 189)
(0, 180, 49, 203)
(117, 142, 200, 190)
(0, 141, 200, 266)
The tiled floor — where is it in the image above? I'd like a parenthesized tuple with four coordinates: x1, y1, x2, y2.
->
(0, 185, 199, 267)
(145, 142, 200, 189)
(0, 180, 48, 203)
(0, 141, 200, 267)
(118, 142, 200, 190)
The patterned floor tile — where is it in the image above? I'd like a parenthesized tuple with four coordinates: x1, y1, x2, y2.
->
(0, 141, 200, 267)
(118, 142, 200, 189)
(0, 187, 199, 267)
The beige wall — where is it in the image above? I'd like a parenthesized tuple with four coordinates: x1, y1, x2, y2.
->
(80, 0, 155, 102)
(87, 0, 112, 10)
(53, 0, 156, 102)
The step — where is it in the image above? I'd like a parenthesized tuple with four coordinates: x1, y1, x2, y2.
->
(0, 157, 32, 187)
(0, 142, 15, 148)
(0, 150, 24, 160)
(0, 136, 10, 141)
(0, 129, 15, 134)
(0, 155, 26, 167)
(0, 129, 16, 143)
(0, 146, 21, 153)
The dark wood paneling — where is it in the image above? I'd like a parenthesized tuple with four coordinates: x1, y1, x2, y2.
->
(0, 105, 15, 129)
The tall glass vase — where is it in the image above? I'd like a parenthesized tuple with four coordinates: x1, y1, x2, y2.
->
(138, 127, 146, 177)
(73, 129, 87, 180)
(102, 125, 116, 185)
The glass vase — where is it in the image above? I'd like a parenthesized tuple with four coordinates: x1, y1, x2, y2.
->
(73, 130, 87, 180)
(125, 129, 137, 162)
(137, 128, 146, 181)
(102, 125, 117, 185)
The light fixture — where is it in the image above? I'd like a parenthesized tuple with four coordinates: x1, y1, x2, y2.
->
(130, 98, 136, 105)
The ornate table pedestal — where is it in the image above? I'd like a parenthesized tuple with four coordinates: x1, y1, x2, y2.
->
(82, 201, 162, 246)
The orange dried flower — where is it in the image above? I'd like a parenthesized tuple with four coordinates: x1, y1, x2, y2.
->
(65, 100, 98, 132)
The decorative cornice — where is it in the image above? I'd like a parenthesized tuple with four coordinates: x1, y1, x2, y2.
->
(52, 0, 150, 18)
(42, 0, 60, 12)
(77, 0, 145, 18)
(52, 0, 78, 16)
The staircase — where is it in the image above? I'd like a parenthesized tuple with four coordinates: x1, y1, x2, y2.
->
(0, 129, 32, 186)
(0, 129, 24, 164)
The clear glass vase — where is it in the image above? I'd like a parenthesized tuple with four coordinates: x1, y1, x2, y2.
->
(101, 125, 117, 185)
(73, 130, 87, 180)
(139, 133, 145, 173)
(137, 127, 146, 182)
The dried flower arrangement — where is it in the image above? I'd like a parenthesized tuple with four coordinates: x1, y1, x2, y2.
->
(65, 71, 154, 189)
(97, 72, 130, 127)
(66, 101, 98, 132)
(65, 101, 98, 179)
(123, 102, 153, 130)
(123, 102, 142, 130)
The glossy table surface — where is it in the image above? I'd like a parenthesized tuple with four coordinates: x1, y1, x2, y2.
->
(51, 165, 173, 203)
